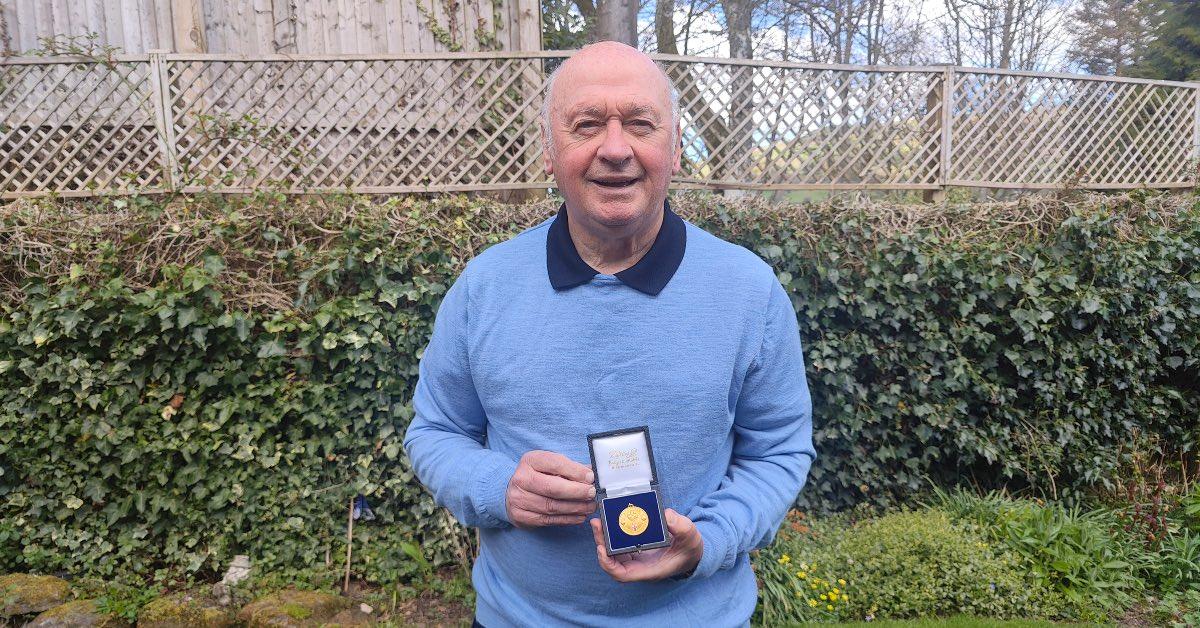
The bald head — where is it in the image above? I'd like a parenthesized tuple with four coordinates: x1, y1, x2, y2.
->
(538, 41, 683, 241)
(541, 42, 681, 155)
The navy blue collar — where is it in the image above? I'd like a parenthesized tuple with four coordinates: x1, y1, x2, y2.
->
(546, 200, 686, 296)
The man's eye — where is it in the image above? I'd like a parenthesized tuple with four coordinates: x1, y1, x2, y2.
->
(575, 121, 601, 132)
(627, 120, 655, 132)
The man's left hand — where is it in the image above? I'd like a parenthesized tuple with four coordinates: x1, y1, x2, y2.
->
(590, 508, 703, 582)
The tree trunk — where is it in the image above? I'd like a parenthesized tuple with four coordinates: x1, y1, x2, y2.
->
(721, 0, 753, 59)
(655, 0, 732, 182)
(718, 0, 754, 184)
(655, 0, 676, 51)
(594, 0, 639, 45)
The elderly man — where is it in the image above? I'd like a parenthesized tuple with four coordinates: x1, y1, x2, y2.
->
(403, 41, 815, 626)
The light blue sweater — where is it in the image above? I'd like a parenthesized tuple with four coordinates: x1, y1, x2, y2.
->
(403, 214, 815, 627)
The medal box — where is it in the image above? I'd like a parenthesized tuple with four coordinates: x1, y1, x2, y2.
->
(587, 426, 671, 556)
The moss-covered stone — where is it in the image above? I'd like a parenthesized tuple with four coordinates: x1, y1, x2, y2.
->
(235, 590, 350, 627)
(0, 573, 71, 617)
(324, 607, 375, 626)
(136, 593, 235, 627)
(26, 599, 131, 627)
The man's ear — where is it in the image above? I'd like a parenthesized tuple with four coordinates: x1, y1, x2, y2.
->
(542, 125, 555, 175)
(672, 122, 683, 174)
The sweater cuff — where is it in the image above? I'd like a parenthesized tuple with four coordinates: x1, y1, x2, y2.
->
(687, 519, 735, 580)
(470, 452, 519, 528)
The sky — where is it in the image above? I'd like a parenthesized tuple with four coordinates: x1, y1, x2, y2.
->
(626, 0, 1078, 73)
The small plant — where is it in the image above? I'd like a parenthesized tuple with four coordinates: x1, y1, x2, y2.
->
(399, 540, 433, 578)
(1179, 487, 1200, 528)
(1113, 431, 1177, 546)
(94, 584, 159, 623)
(781, 555, 856, 622)
(1151, 528, 1200, 591)
(1153, 589, 1200, 628)
(28, 32, 121, 66)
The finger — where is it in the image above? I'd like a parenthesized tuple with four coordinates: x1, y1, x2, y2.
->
(521, 470, 596, 502)
(599, 547, 674, 582)
(596, 544, 631, 582)
(525, 450, 594, 484)
(590, 518, 605, 548)
(511, 486, 595, 516)
(513, 508, 589, 527)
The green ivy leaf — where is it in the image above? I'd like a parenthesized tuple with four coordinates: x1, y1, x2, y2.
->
(256, 339, 286, 358)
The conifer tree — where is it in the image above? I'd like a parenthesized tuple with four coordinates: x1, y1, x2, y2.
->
(1134, 0, 1200, 80)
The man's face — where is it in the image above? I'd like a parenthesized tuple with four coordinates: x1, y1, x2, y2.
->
(544, 45, 682, 230)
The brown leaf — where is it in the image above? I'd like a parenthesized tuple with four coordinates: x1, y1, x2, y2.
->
(169, 393, 184, 409)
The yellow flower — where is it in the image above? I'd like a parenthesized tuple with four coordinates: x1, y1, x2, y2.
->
(820, 594, 827, 601)
(838, 578, 847, 586)
(832, 588, 840, 594)
(829, 592, 838, 602)
(810, 583, 818, 589)
(798, 572, 808, 579)
(779, 554, 791, 564)
(808, 600, 818, 607)
(826, 604, 833, 611)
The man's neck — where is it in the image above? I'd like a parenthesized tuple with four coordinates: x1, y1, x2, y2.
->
(567, 203, 664, 276)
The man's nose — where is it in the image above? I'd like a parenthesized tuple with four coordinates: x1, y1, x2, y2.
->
(596, 119, 633, 163)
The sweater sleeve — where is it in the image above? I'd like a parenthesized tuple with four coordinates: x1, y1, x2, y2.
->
(683, 278, 816, 580)
(402, 268, 519, 529)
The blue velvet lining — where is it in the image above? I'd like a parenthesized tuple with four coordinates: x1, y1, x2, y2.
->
(602, 490, 666, 551)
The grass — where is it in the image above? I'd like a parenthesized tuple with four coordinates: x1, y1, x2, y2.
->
(822, 617, 1096, 627)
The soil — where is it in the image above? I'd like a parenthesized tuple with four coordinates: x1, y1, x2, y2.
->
(1117, 604, 1154, 627)
(390, 588, 473, 627)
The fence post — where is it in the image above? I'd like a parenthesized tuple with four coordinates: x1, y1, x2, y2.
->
(1193, 85, 1200, 187)
(923, 65, 952, 203)
(147, 49, 179, 192)
(940, 66, 954, 198)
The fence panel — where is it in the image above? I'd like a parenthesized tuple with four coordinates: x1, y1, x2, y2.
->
(0, 55, 167, 196)
(950, 70, 1198, 189)
(660, 59, 944, 189)
(1, 52, 1197, 199)
(163, 56, 547, 192)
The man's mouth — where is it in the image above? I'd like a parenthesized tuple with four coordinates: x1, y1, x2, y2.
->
(590, 177, 640, 189)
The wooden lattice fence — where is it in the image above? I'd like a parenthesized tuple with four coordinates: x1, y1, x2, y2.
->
(2, 51, 1198, 198)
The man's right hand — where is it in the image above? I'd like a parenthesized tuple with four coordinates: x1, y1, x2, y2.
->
(506, 450, 597, 528)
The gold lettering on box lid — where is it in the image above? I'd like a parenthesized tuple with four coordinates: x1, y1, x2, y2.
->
(608, 447, 640, 471)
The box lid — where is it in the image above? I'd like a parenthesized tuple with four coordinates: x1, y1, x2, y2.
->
(587, 425, 659, 492)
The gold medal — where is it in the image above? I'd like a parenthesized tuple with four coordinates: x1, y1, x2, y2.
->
(618, 503, 649, 536)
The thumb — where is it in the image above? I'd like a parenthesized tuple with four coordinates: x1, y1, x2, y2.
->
(664, 508, 696, 537)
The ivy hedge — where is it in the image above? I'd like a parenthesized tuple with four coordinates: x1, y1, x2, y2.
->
(1, 191, 1198, 582)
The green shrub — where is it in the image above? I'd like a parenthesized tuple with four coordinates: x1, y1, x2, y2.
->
(2, 191, 1199, 580)
(755, 509, 1063, 624)
(934, 489, 1142, 618)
